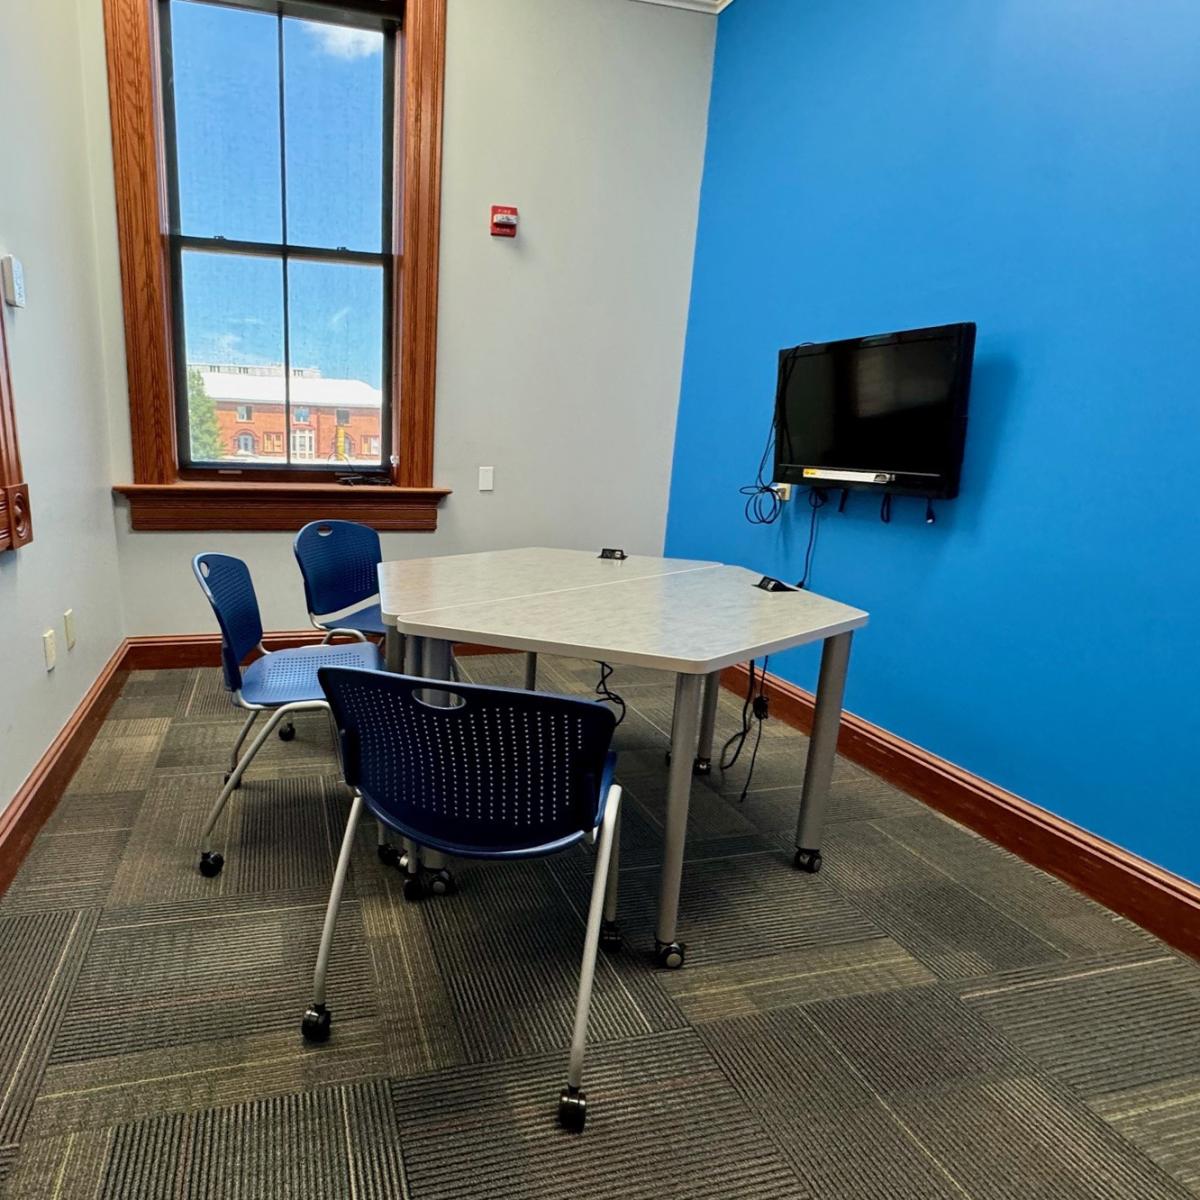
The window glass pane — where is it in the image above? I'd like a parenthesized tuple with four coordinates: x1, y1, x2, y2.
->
(287, 260, 385, 467)
(283, 17, 384, 251)
(180, 251, 285, 464)
(170, 0, 281, 242)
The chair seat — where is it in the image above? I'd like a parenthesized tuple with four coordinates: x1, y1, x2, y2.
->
(318, 603, 388, 638)
(241, 641, 383, 707)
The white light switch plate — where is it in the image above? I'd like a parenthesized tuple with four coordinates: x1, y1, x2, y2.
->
(478, 466, 495, 492)
(43, 629, 56, 671)
(64, 609, 77, 650)
(2, 255, 26, 307)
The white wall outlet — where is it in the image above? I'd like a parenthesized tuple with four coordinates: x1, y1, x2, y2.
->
(64, 608, 77, 650)
(772, 482, 793, 502)
(43, 629, 56, 671)
(478, 465, 495, 492)
(2, 255, 26, 307)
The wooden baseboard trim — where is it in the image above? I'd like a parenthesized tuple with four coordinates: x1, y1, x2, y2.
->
(120, 632, 518, 671)
(721, 663, 1200, 960)
(0, 641, 130, 895)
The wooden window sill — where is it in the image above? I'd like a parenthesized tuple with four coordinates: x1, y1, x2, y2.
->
(113, 481, 450, 532)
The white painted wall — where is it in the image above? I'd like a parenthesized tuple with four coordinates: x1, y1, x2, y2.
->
(0, 0, 128, 805)
(81, 0, 716, 635)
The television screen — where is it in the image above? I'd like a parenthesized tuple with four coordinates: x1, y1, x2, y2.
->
(773, 322, 975, 498)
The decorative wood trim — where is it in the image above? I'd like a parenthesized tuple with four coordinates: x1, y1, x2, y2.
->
(395, 0, 446, 488)
(0, 643, 129, 896)
(120, 632, 513, 670)
(113, 481, 449, 531)
(0, 309, 33, 552)
(102, 0, 446, 518)
(721, 663, 1200, 960)
(102, 0, 177, 484)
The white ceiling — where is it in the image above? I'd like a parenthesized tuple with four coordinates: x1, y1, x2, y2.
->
(628, 0, 735, 14)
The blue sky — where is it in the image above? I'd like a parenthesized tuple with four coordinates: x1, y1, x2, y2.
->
(171, 0, 384, 389)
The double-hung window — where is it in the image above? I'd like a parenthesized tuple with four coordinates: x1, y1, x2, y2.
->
(104, 0, 448, 530)
(162, 0, 393, 473)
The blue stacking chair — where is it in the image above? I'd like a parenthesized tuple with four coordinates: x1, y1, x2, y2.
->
(192, 553, 383, 878)
(294, 518, 539, 689)
(293, 519, 389, 640)
(304, 667, 622, 1132)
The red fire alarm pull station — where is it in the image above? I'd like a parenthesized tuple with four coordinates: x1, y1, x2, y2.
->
(490, 205, 518, 237)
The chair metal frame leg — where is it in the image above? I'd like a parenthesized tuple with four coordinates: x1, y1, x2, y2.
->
(560, 785, 623, 1130)
(524, 652, 538, 691)
(197, 699, 328, 874)
(301, 790, 365, 1041)
(228, 710, 259, 777)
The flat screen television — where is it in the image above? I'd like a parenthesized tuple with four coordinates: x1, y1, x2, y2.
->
(773, 322, 975, 499)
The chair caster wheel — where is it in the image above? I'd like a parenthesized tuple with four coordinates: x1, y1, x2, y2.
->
(599, 919, 622, 952)
(655, 940, 685, 969)
(428, 869, 455, 896)
(301, 1004, 331, 1043)
(198, 851, 224, 878)
(794, 848, 823, 874)
(278, 722, 296, 742)
(402, 876, 425, 902)
(558, 1087, 587, 1131)
(377, 843, 400, 867)
(693, 757, 712, 776)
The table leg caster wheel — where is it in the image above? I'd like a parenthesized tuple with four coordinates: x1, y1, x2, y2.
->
(794, 848, 823, 874)
(599, 919, 622, 952)
(301, 1004, 331, 1043)
(428, 868, 455, 896)
(198, 851, 224, 878)
(558, 1087, 587, 1131)
(402, 875, 425, 902)
(693, 757, 712, 776)
(278, 722, 296, 742)
(377, 843, 400, 867)
(655, 940, 685, 969)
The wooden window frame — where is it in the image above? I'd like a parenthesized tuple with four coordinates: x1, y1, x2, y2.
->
(103, 0, 450, 531)
(0, 310, 33, 553)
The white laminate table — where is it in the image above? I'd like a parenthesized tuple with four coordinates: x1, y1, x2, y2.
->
(377, 547, 869, 967)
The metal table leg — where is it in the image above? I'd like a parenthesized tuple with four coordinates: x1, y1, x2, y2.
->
(385, 626, 404, 673)
(402, 634, 423, 676)
(694, 670, 721, 775)
(524, 652, 538, 690)
(793, 631, 854, 873)
(413, 637, 453, 882)
(654, 671, 703, 969)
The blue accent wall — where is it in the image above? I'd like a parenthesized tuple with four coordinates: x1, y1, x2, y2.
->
(667, 0, 1200, 880)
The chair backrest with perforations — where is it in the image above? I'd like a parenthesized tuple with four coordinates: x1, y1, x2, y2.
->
(319, 667, 617, 855)
(293, 520, 382, 619)
(193, 553, 264, 693)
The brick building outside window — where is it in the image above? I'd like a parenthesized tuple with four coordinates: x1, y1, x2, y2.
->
(194, 364, 384, 466)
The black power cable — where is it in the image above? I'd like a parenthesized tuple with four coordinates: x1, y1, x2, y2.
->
(797, 487, 828, 588)
(594, 661, 626, 725)
(739, 420, 784, 525)
(719, 656, 770, 801)
(740, 345, 811, 527)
